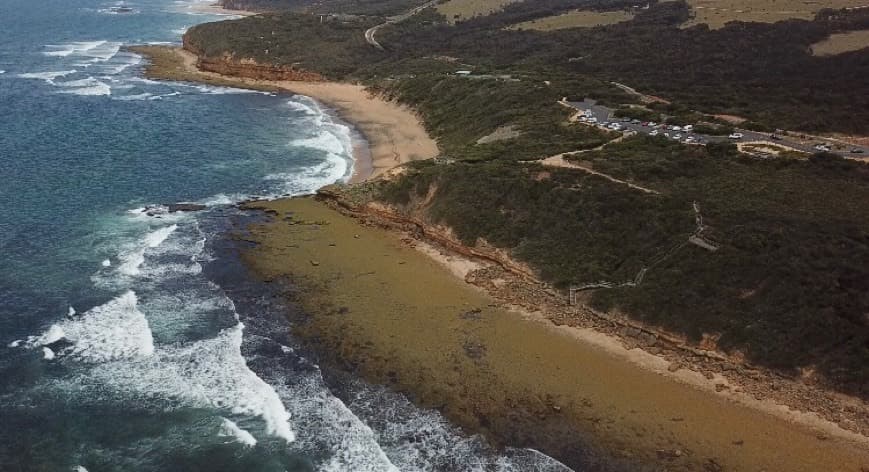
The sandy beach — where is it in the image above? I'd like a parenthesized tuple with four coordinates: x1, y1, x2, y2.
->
(129, 46, 439, 182)
(183, 2, 258, 17)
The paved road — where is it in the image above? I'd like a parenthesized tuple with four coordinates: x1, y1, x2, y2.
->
(365, 0, 439, 50)
(567, 99, 869, 158)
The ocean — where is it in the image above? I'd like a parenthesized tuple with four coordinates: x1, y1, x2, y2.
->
(0, 0, 574, 470)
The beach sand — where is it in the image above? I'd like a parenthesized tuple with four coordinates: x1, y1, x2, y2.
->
(239, 196, 869, 471)
(129, 46, 439, 182)
(183, 2, 258, 17)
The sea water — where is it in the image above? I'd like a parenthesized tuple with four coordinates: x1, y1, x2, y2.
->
(0, 0, 575, 470)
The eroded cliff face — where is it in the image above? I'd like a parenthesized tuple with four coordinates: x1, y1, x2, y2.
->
(182, 35, 324, 82)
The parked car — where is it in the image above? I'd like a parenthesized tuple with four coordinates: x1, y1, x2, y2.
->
(729, 133, 744, 139)
(673, 134, 682, 140)
(814, 144, 831, 152)
(769, 134, 783, 141)
(851, 148, 865, 154)
(672, 126, 682, 131)
(648, 121, 657, 127)
(631, 119, 641, 124)
(683, 125, 693, 132)
(649, 130, 659, 136)
(588, 117, 598, 123)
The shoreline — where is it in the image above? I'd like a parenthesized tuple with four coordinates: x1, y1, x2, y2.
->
(129, 42, 869, 468)
(238, 195, 869, 471)
(183, 2, 258, 17)
(127, 45, 438, 183)
(312, 189, 869, 445)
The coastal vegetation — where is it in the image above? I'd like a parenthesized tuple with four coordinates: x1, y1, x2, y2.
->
(375, 136, 869, 395)
(190, 0, 869, 134)
(182, 0, 869, 396)
(219, 0, 427, 15)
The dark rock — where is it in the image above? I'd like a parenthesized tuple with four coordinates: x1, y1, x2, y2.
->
(167, 203, 207, 213)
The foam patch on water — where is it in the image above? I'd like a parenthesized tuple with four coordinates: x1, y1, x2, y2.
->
(17, 70, 77, 81)
(58, 81, 112, 96)
(219, 418, 257, 447)
(340, 381, 576, 471)
(118, 224, 178, 276)
(264, 152, 350, 196)
(44, 41, 121, 62)
(265, 373, 400, 471)
(42, 347, 56, 360)
(86, 322, 296, 443)
(113, 92, 153, 101)
(73, 466, 89, 472)
(25, 291, 154, 363)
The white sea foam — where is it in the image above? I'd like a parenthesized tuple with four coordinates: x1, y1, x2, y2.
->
(30, 325, 65, 346)
(44, 41, 121, 62)
(8, 340, 22, 348)
(73, 466, 89, 472)
(86, 323, 296, 443)
(219, 418, 257, 447)
(114, 92, 153, 101)
(17, 70, 77, 81)
(102, 259, 112, 267)
(68, 306, 77, 317)
(0, 70, 5, 74)
(59, 81, 112, 96)
(42, 347, 56, 360)
(292, 129, 350, 156)
(55, 77, 101, 87)
(26, 291, 154, 363)
(337, 381, 575, 472)
(264, 152, 350, 196)
(118, 224, 178, 276)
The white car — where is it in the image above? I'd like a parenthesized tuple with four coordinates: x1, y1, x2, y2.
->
(649, 130, 659, 136)
(588, 117, 598, 123)
(814, 144, 831, 152)
(729, 133, 744, 139)
(648, 121, 657, 127)
(683, 125, 693, 131)
(673, 134, 682, 140)
(672, 126, 682, 131)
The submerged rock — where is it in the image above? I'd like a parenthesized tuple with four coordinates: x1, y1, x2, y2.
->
(167, 203, 207, 213)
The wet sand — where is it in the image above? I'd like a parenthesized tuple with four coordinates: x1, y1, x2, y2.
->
(240, 196, 869, 472)
(129, 45, 439, 182)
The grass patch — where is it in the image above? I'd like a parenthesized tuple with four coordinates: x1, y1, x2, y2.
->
(510, 9, 635, 31)
(811, 29, 869, 56)
(676, 0, 869, 29)
(436, 0, 522, 23)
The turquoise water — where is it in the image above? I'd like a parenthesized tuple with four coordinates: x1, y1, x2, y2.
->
(0, 1, 577, 470)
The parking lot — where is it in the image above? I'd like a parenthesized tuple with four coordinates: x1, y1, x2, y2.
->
(567, 99, 869, 158)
